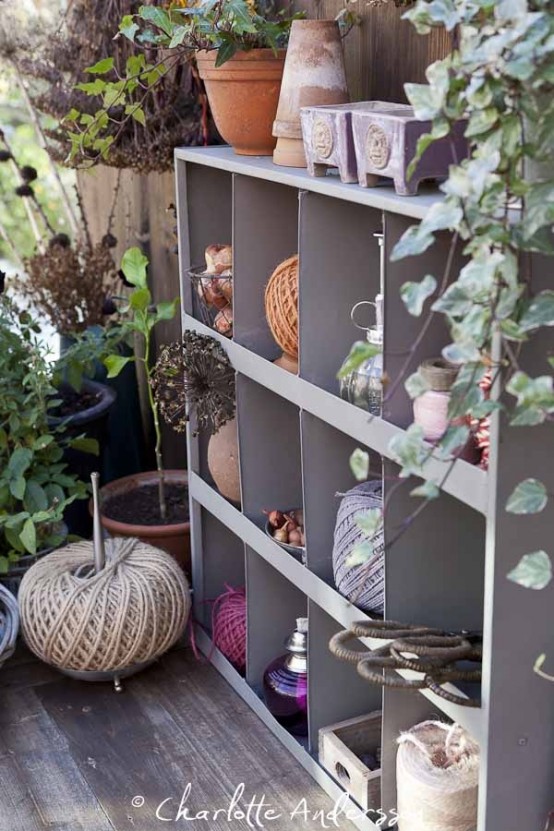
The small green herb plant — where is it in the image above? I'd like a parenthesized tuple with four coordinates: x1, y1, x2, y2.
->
(103, 247, 178, 520)
(0, 297, 94, 572)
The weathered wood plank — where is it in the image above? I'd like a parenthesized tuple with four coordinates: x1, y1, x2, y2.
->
(0, 686, 114, 831)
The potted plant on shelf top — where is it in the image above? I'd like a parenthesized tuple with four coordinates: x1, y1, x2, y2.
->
(0, 295, 92, 591)
(65, 0, 302, 160)
(99, 247, 191, 569)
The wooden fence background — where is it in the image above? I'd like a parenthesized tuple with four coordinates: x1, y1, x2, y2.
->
(78, 5, 450, 469)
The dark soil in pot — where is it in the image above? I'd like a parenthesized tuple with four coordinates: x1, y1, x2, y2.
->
(103, 483, 189, 526)
(50, 386, 102, 419)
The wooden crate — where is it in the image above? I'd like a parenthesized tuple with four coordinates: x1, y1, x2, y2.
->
(319, 711, 382, 812)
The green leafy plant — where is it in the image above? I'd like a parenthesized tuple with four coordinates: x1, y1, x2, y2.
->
(103, 247, 178, 519)
(341, 0, 554, 676)
(0, 296, 92, 571)
(64, 0, 301, 165)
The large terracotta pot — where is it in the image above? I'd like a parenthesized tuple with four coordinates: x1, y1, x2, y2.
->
(98, 470, 191, 573)
(196, 48, 286, 156)
(272, 20, 349, 168)
(207, 418, 241, 504)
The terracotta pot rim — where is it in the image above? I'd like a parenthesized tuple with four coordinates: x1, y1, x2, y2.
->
(98, 470, 190, 536)
(196, 47, 287, 63)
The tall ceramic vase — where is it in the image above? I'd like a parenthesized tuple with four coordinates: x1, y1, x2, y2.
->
(272, 20, 349, 168)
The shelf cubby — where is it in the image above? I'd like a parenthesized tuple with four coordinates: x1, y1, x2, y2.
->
(300, 411, 380, 583)
(298, 190, 382, 396)
(177, 146, 554, 831)
(233, 175, 298, 359)
(236, 373, 302, 524)
(197, 509, 245, 630)
(245, 547, 307, 688)
(308, 601, 380, 753)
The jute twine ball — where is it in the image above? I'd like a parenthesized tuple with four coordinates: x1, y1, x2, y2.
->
(212, 584, 246, 672)
(397, 721, 479, 831)
(265, 255, 299, 359)
(19, 537, 191, 673)
(333, 480, 384, 615)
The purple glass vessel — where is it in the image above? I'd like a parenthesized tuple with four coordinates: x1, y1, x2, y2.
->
(263, 618, 308, 737)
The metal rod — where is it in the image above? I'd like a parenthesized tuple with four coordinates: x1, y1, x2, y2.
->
(91, 472, 105, 574)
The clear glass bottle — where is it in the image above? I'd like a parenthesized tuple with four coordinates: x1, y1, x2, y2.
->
(340, 294, 384, 415)
(263, 617, 308, 736)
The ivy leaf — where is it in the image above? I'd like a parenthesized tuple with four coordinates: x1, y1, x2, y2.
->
(434, 424, 470, 459)
(465, 108, 499, 138)
(104, 355, 134, 379)
(354, 508, 382, 539)
(215, 40, 239, 67)
(506, 479, 548, 514)
(169, 26, 189, 48)
(119, 14, 139, 41)
(350, 449, 369, 482)
(519, 291, 554, 332)
(139, 5, 173, 35)
(75, 79, 107, 96)
(346, 542, 374, 568)
(401, 275, 437, 317)
(405, 371, 430, 400)
(20, 518, 37, 555)
(121, 247, 148, 288)
(338, 341, 380, 380)
(507, 551, 552, 590)
(410, 480, 440, 499)
(86, 57, 115, 75)
(389, 424, 427, 478)
(390, 225, 435, 261)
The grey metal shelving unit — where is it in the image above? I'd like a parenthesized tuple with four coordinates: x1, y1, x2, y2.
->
(175, 146, 553, 831)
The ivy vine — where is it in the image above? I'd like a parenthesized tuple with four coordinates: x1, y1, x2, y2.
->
(343, 0, 554, 679)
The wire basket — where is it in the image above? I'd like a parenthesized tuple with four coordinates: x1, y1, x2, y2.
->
(189, 265, 233, 338)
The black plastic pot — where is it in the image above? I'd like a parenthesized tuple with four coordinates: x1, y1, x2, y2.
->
(49, 379, 116, 537)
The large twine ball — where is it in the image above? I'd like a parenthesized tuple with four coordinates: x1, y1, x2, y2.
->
(333, 480, 384, 615)
(264, 255, 299, 359)
(396, 721, 479, 831)
(19, 537, 191, 673)
(212, 585, 246, 672)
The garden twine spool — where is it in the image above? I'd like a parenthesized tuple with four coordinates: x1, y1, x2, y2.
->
(332, 480, 384, 615)
(264, 255, 299, 359)
(414, 359, 459, 442)
(19, 537, 191, 672)
(212, 584, 246, 671)
(396, 721, 479, 831)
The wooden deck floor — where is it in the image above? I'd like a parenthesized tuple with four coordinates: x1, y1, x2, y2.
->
(0, 647, 357, 831)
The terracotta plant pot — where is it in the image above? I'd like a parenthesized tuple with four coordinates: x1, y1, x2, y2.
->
(196, 49, 286, 156)
(98, 470, 191, 573)
(208, 418, 241, 504)
(272, 20, 349, 168)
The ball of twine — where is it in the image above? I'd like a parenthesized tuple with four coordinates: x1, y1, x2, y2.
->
(19, 537, 191, 673)
(333, 480, 384, 615)
(265, 255, 299, 359)
(397, 721, 480, 831)
(212, 584, 246, 672)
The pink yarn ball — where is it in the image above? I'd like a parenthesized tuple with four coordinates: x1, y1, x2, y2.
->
(212, 585, 246, 672)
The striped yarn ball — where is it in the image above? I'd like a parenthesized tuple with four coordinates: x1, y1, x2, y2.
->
(333, 480, 384, 615)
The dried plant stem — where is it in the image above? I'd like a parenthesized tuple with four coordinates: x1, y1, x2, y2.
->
(0, 217, 24, 270)
(8, 158, 44, 251)
(11, 65, 80, 237)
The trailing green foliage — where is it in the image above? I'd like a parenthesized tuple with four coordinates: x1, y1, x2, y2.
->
(0, 297, 90, 570)
(343, 0, 554, 677)
(64, 0, 301, 164)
